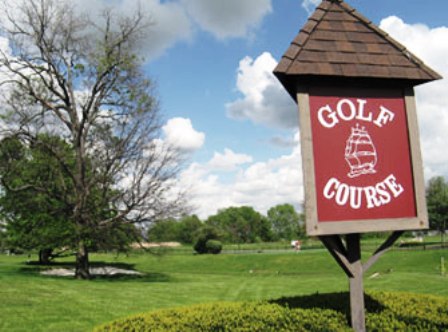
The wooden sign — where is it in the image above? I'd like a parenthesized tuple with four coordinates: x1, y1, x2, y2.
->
(273, 1, 442, 329)
(298, 87, 428, 236)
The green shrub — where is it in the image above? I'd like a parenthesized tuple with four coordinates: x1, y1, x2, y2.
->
(205, 240, 222, 254)
(368, 291, 448, 330)
(94, 302, 349, 332)
(193, 226, 221, 254)
(95, 291, 448, 332)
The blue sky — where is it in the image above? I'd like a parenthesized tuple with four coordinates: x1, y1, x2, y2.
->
(5, 0, 447, 219)
(133, 0, 448, 218)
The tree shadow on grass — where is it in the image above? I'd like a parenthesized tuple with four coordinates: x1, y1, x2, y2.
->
(26, 260, 135, 269)
(90, 272, 172, 283)
(20, 260, 172, 283)
(270, 292, 385, 320)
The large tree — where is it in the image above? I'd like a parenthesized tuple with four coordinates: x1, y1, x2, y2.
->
(426, 176, 448, 245)
(206, 206, 272, 243)
(0, 135, 140, 262)
(267, 204, 304, 241)
(0, 135, 76, 263)
(0, 0, 185, 278)
(147, 215, 202, 244)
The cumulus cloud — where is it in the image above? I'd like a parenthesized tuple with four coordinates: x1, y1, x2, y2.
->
(0, 0, 192, 61)
(301, 0, 321, 15)
(270, 135, 297, 148)
(185, 16, 448, 218)
(71, 0, 273, 58)
(137, 0, 193, 59)
(0, 37, 12, 90)
(178, 132, 303, 219)
(162, 117, 205, 153)
(76, 0, 193, 60)
(180, 0, 272, 39)
(0, 36, 20, 137)
(208, 149, 253, 171)
(226, 52, 298, 129)
(380, 16, 448, 179)
(1, 0, 273, 61)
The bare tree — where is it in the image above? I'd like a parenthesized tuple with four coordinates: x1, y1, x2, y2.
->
(0, 0, 186, 279)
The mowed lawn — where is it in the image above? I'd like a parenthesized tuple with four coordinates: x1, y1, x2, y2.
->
(0, 247, 447, 332)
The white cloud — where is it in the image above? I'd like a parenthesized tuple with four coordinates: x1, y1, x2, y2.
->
(270, 135, 297, 148)
(0, 0, 193, 61)
(65, 0, 274, 58)
(185, 16, 448, 218)
(180, 0, 272, 39)
(162, 117, 205, 153)
(178, 132, 303, 219)
(0, 37, 12, 93)
(226, 52, 298, 129)
(137, 0, 193, 59)
(0, 35, 17, 82)
(380, 16, 448, 75)
(380, 16, 448, 179)
(208, 148, 253, 171)
(1, 0, 273, 62)
(301, 0, 320, 15)
(0, 36, 10, 54)
(77, 0, 193, 60)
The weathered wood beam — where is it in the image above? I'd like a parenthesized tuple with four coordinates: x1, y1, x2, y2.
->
(319, 235, 355, 278)
(363, 231, 404, 273)
(346, 233, 366, 332)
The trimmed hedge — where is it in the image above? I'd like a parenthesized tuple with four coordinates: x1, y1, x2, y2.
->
(205, 240, 223, 254)
(94, 302, 349, 332)
(94, 291, 448, 332)
(368, 291, 448, 331)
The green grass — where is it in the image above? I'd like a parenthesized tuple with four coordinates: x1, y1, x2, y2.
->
(0, 247, 447, 332)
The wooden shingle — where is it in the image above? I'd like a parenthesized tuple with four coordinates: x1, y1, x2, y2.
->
(274, 0, 442, 97)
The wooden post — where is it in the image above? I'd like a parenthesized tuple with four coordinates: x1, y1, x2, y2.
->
(319, 231, 404, 331)
(347, 234, 365, 332)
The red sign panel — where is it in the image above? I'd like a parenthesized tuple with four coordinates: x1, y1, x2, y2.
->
(309, 88, 417, 222)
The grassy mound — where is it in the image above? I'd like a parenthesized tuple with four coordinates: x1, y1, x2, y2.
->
(95, 291, 448, 331)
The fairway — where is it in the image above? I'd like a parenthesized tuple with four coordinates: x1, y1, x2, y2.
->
(0, 248, 447, 332)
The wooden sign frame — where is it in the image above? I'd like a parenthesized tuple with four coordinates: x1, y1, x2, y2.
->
(296, 86, 428, 237)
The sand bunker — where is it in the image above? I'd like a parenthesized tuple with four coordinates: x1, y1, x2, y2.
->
(41, 266, 142, 277)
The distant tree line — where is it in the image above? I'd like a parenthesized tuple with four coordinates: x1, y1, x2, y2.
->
(2, 164, 447, 258)
(147, 204, 305, 245)
(147, 175, 448, 247)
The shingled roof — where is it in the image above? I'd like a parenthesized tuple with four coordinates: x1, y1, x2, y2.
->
(274, 0, 442, 98)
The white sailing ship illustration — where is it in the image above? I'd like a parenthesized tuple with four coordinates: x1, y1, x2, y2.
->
(345, 124, 377, 178)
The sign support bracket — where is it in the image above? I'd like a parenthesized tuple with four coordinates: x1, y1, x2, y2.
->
(363, 231, 404, 273)
(319, 231, 404, 331)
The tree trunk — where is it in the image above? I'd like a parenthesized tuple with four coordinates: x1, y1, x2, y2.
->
(39, 248, 53, 264)
(75, 242, 91, 279)
(442, 220, 446, 248)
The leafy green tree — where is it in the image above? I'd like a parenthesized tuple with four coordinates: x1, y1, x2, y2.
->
(0, 136, 76, 262)
(147, 219, 181, 243)
(204, 240, 222, 254)
(148, 215, 202, 244)
(426, 176, 448, 245)
(267, 204, 304, 240)
(193, 226, 222, 254)
(0, 136, 140, 263)
(0, 0, 185, 278)
(206, 206, 272, 243)
(0, 229, 5, 252)
(177, 215, 203, 244)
